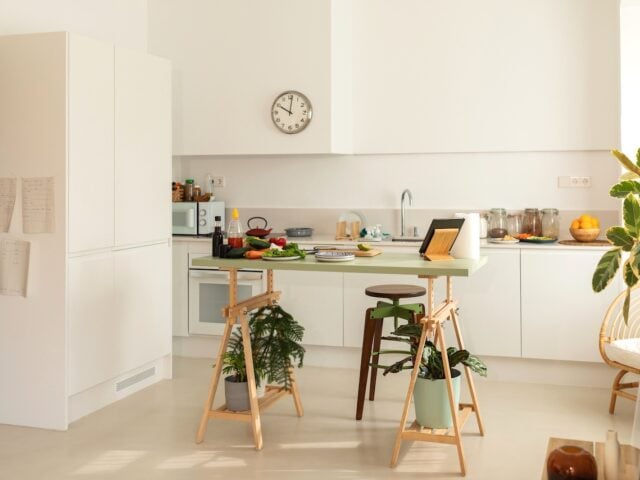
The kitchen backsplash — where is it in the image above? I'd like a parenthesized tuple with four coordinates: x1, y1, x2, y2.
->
(215, 207, 618, 239)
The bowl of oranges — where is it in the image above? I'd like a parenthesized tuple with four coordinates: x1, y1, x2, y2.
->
(570, 214, 600, 242)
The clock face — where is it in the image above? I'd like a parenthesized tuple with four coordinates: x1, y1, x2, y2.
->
(271, 91, 312, 134)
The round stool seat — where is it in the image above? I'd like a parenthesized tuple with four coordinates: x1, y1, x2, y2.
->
(365, 284, 426, 300)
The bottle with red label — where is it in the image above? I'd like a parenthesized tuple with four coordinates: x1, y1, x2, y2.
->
(227, 208, 244, 248)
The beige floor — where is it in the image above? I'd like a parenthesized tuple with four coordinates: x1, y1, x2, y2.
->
(0, 356, 635, 479)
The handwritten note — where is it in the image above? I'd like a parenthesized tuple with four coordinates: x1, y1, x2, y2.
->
(0, 238, 30, 297)
(22, 177, 55, 234)
(0, 178, 16, 233)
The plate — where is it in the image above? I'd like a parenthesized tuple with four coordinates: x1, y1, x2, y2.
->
(262, 255, 302, 261)
(315, 251, 355, 262)
(519, 237, 557, 244)
(488, 238, 519, 244)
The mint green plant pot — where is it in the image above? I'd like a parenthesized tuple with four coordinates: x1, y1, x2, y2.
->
(413, 369, 461, 429)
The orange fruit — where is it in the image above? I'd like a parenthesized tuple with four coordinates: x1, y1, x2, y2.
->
(581, 219, 593, 229)
(592, 217, 600, 227)
(571, 220, 580, 229)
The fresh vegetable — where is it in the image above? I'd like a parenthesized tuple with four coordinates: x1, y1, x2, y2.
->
(225, 247, 250, 259)
(263, 243, 306, 258)
(357, 243, 371, 251)
(269, 237, 287, 248)
(245, 249, 267, 259)
(246, 236, 271, 250)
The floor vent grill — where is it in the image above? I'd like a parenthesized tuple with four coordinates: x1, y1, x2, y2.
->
(116, 367, 156, 392)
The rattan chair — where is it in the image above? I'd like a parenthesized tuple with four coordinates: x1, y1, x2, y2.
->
(600, 286, 640, 414)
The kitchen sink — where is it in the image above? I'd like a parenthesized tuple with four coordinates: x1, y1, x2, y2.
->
(391, 237, 423, 242)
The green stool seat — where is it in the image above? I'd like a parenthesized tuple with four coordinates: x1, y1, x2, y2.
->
(356, 284, 425, 420)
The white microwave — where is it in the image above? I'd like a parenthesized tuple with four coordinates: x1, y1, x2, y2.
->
(172, 201, 225, 236)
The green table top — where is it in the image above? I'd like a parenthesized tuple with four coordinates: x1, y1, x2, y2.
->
(192, 253, 487, 277)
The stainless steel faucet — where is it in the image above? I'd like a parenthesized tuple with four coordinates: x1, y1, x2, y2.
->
(400, 189, 413, 237)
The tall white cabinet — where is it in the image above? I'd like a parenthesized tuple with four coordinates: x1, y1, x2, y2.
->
(0, 32, 172, 430)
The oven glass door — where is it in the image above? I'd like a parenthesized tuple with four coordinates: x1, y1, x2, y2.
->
(188, 269, 263, 335)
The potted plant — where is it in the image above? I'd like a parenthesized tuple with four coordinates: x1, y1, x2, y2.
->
(592, 148, 640, 323)
(375, 323, 487, 428)
(221, 304, 305, 412)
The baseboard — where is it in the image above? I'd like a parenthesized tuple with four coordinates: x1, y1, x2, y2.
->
(68, 354, 172, 424)
(173, 335, 623, 389)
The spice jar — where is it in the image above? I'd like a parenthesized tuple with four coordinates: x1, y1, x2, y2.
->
(507, 214, 522, 237)
(184, 179, 195, 202)
(523, 208, 542, 236)
(488, 208, 508, 238)
(541, 208, 560, 239)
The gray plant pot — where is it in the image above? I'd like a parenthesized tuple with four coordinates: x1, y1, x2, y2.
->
(224, 376, 266, 411)
(224, 376, 250, 412)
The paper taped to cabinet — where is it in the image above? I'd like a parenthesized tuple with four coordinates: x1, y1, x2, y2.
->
(0, 238, 29, 297)
(0, 178, 16, 233)
(22, 177, 55, 234)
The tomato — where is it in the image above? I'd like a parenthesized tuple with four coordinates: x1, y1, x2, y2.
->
(269, 237, 287, 247)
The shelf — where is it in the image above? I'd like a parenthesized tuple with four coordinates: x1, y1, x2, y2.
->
(207, 385, 290, 423)
(400, 404, 475, 445)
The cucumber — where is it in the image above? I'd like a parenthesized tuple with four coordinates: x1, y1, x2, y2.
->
(225, 247, 250, 259)
(246, 236, 271, 249)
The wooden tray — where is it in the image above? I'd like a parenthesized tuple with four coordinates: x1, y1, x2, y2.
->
(315, 248, 382, 257)
(558, 239, 611, 247)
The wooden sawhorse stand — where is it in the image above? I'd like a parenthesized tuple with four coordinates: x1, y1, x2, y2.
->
(390, 275, 485, 476)
(195, 269, 304, 449)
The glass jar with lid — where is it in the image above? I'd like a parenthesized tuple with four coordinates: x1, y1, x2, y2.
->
(522, 208, 542, 236)
(507, 214, 522, 237)
(488, 208, 508, 238)
(541, 208, 560, 239)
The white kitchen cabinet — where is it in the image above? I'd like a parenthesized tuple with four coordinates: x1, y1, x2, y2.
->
(147, 0, 352, 155)
(276, 270, 344, 347)
(114, 47, 171, 246)
(172, 241, 189, 337)
(114, 243, 172, 375)
(68, 253, 115, 395)
(521, 250, 622, 362)
(454, 249, 521, 357)
(68, 35, 114, 253)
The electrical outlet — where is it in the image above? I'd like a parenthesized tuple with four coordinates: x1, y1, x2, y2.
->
(558, 176, 592, 188)
(211, 176, 226, 188)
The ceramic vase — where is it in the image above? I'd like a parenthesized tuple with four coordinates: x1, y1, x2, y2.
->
(413, 369, 461, 429)
(546, 445, 597, 480)
(604, 429, 620, 480)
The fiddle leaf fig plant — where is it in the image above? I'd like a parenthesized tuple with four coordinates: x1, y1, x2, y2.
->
(592, 148, 640, 322)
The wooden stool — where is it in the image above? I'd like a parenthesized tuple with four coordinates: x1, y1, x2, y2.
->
(356, 284, 426, 420)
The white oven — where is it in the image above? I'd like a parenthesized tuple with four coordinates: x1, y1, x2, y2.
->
(188, 253, 264, 335)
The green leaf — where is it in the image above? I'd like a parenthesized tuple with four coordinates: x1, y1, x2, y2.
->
(592, 248, 622, 292)
(623, 288, 631, 325)
(624, 194, 640, 238)
(624, 261, 639, 287)
(607, 226, 634, 251)
(636, 147, 640, 167)
(610, 181, 640, 198)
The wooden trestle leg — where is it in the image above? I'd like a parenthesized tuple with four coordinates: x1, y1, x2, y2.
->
(195, 267, 301, 448)
(390, 275, 483, 476)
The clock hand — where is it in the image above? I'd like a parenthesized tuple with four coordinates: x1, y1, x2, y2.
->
(288, 97, 293, 115)
(279, 105, 292, 114)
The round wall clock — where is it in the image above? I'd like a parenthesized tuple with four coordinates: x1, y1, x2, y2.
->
(271, 91, 312, 134)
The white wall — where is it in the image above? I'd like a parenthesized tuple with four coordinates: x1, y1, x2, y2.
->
(621, 0, 640, 154)
(175, 150, 619, 211)
(0, 0, 148, 50)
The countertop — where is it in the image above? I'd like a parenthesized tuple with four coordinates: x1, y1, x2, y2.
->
(173, 235, 614, 251)
(192, 252, 488, 277)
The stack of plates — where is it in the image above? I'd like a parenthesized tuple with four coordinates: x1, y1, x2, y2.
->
(315, 251, 355, 262)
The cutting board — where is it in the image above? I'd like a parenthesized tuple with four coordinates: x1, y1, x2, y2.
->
(316, 248, 382, 257)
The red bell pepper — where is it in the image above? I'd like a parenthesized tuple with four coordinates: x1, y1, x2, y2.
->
(269, 237, 287, 247)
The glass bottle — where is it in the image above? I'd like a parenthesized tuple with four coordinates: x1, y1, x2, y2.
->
(184, 179, 195, 202)
(227, 208, 244, 248)
(212, 215, 224, 257)
(488, 208, 508, 238)
(507, 214, 522, 237)
(541, 208, 560, 239)
(523, 208, 542, 236)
